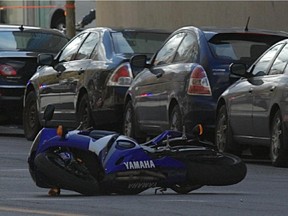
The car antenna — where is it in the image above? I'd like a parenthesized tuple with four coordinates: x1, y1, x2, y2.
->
(244, 17, 250, 32)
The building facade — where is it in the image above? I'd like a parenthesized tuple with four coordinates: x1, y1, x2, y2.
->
(96, 1, 288, 32)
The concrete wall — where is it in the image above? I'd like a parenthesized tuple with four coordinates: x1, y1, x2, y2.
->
(96, 1, 288, 32)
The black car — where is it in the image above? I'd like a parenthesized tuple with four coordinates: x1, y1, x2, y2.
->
(23, 27, 170, 140)
(0, 24, 68, 124)
(216, 38, 288, 167)
(123, 26, 288, 142)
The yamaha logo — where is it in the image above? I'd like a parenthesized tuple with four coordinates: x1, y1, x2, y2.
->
(123, 160, 156, 170)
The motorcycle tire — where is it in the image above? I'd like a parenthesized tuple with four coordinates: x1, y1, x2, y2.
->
(34, 151, 100, 196)
(170, 184, 202, 194)
(185, 152, 247, 186)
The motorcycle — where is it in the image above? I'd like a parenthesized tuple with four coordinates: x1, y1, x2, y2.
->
(28, 105, 247, 196)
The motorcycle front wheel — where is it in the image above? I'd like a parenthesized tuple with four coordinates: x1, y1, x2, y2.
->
(34, 151, 100, 195)
(185, 152, 247, 186)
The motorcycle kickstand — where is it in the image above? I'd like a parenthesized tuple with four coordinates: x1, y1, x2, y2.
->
(154, 187, 167, 194)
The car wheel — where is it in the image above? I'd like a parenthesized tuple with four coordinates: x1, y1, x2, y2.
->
(123, 101, 135, 137)
(123, 101, 146, 142)
(23, 91, 41, 141)
(169, 105, 182, 132)
(77, 94, 93, 129)
(215, 105, 241, 155)
(270, 110, 288, 167)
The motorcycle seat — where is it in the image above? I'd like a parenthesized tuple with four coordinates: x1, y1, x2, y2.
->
(88, 130, 118, 140)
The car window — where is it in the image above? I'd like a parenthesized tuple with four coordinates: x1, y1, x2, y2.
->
(207, 33, 279, 67)
(153, 32, 185, 66)
(173, 33, 199, 63)
(58, 32, 88, 62)
(75, 32, 99, 60)
(269, 43, 288, 75)
(0, 31, 68, 53)
(111, 31, 169, 56)
(251, 43, 283, 76)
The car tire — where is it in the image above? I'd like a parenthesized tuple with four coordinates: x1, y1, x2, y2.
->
(169, 104, 182, 132)
(77, 94, 94, 130)
(215, 105, 241, 155)
(23, 91, 41, 141)
(270, 110, 288, 167)
(123, 100, 145, 142)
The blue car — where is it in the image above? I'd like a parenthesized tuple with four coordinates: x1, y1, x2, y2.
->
(216, 38, 288, 167)
(123, 26, 288, 142)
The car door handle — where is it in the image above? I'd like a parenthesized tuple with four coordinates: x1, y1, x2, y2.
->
(156, 71, 163, 78)
(270, 86, 276, 91)
(56, 71, 62, 78)
(249, 88, 253, 93)
(78, 69, 85, 75)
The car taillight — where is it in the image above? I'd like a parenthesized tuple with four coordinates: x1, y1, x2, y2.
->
(107, 63, 133, 87)
(0, 64, 17, 76)
(187, 65, 212, 96)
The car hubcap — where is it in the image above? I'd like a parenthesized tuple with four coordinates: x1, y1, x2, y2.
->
(216, 113, 227, 152)
(124, 108, 132, 136)
(80, 103, 89, 128)
(170, 111, 179, 131)
(28, 103, 37, 128)
(271, 117, 282, 161)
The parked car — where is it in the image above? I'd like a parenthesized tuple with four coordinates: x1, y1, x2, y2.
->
(123, 26, 288, 142)
(215, 38, 288, 167)
(0, 24, 68, 124)
(23, 27, 170, 140)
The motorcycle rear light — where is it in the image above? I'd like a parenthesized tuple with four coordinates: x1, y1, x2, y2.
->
(0, 64, 17, 76)
(107, 63, 133, 87)
(187, 65, 212, 96)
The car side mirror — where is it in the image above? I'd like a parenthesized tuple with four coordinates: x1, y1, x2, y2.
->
(230, 63, 248, 77)
(37, 53, 54, 66)
(130, 54, 148, 76)
(130, 54, 147, 68)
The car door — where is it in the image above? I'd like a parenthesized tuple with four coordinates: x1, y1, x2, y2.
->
(155, 32, 200, 128)
(229, 43, 283, 141)
(57, 32, 99, 120)
(37, 65, 62, 114)
(228, 77, 254, 139)
(134, 33, 185, 131)
(38, 32, 88, 120)
(251, 43, 287, 141)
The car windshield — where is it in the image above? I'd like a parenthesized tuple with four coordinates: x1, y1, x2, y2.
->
(111, 31, 169, 55)
(0, 31, 68, 53)
(207, 33, 287, 66)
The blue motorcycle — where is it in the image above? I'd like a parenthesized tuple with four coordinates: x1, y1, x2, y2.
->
(28, 105, 247, 195)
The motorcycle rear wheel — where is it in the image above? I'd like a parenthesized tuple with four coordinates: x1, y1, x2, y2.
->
(186, 152, 247, 186)
(170, 184, 202, 194)
(35, 151, 100, 195)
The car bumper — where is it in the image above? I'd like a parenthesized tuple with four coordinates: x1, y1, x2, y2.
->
(0, 86, 25, 120)
(182, 96, 217, 136)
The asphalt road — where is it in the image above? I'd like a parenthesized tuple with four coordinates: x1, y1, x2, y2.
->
(1, 130, 288, 216)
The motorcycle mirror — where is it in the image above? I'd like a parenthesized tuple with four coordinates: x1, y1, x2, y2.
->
(192, 124, 203, 136)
